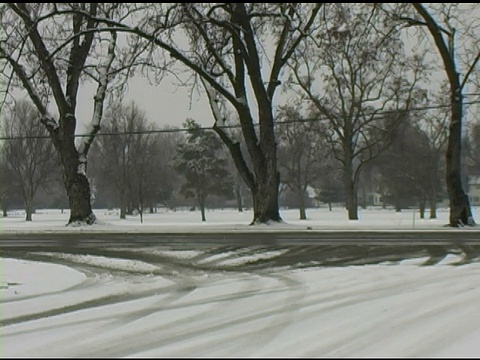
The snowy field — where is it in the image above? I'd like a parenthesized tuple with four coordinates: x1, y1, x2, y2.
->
(1, 205, 478, 232)
(2, 207, 480, 357)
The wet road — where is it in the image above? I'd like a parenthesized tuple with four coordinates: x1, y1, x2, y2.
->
(1, 229, 480, 249)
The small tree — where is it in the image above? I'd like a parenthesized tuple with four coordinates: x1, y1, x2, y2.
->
(174, 119, 234, 222)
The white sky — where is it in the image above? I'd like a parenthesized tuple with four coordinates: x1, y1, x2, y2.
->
(2, 207, 480, 357)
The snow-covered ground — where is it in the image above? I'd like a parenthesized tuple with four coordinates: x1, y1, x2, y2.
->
(2, 207, 480, 357)
(1, 205, 477, 232)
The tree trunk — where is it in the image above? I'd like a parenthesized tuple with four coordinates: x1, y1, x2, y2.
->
(345, 177, 358, 220)
(446, 90, 475, 226)
(61, 148, 96, 225)
(419, 199, 426, 219)
(343, 149, 358, 220)
(412, 3, 475, 227)
(429, 197, 437, 219)
(429, 187, 437, 219)
(299, 192, 307, 220)
(235, 183, 243, 212)
(25, 201, 33, 221)
(395, 190, 402, 212)
(328, 202, 332, 211)
(120, 186, 126, 219)
(199, 197, 206, 222)
(251, 170, 281, 224)
(3, 206, 7, 217)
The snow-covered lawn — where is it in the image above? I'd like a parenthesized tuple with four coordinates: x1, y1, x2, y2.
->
(1, 207, 480, 357)
(1, 205, 477, 232)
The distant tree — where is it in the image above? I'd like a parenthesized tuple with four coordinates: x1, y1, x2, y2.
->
(290, 3, 426, 220)
(174, 119, 234, 222)
(276, 105, 328, 220)
(0, 150, 17, 216)
(95, 101, 178, 220)
(411, 92, 449, 218)
(375, 120, 431, 212)
(1, 100, 57, 221)
(314, 158, 345, 211)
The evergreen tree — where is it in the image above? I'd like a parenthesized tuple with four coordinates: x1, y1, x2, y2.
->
(174, 119, 234, 222)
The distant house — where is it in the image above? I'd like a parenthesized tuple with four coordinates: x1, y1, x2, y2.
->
(367, 192, 383, 206)
(468, 176, 480, 206)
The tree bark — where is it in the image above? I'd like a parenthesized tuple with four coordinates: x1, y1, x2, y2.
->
(25, 202, 33, 221)
(344, 171, 359, 220)
(446, 90, 474, 226)
(299, 192, 307, 220)
(419, 199, 426, 219)
(58, 141, 96, 225)
(429, 197, 437, 219)
(199, 196, 206, 222)
(250, 169, 281, 224)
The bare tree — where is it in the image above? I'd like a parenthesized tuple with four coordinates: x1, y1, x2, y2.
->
(0, 3, 128, 225)
(276, 105, 328, 220)
(1, 100, 57, 221)
(96, 101, 155, 219)
(290, 3, 426, 220)
(0, 149, 17, 217)
(412, 90, 450, 218)
(66, 3, 324, 225)
(401, 3, 479, 226)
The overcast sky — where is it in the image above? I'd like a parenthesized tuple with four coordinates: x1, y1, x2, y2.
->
(75, 74, 214, 134)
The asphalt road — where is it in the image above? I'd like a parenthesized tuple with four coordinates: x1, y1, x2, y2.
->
(1, 230, 480, 249)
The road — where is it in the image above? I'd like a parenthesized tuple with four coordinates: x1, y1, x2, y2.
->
(2, 230, 480, 271)
(1, 229, 480, 249)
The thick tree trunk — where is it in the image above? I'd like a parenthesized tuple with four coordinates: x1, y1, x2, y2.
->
(299, 192, 307, 220)
(446, 90, 475, 226)
(251, 170, 281, 224)
(343, 149, 358, 220)
(61, 148, 96, 225)
(345, 176, 358, 220)
(2, 206, 7, 217)
(412, 3, 475, 227)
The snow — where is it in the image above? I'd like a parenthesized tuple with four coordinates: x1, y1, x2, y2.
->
(1, 206, 480, 357)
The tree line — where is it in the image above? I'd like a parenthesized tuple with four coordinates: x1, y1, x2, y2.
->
(0, 3, 479, 226)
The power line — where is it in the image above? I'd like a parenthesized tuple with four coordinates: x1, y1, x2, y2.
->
(0, 99, 479, 141)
